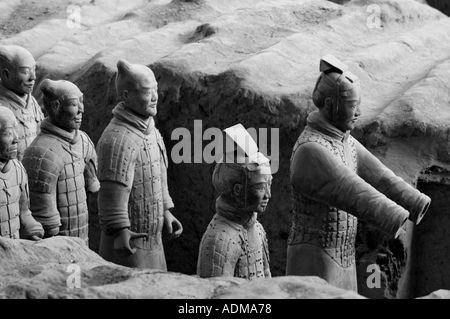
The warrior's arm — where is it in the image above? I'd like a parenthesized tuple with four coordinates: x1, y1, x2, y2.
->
(160, 154, 174, 211)
(31, 96, 45, 132)
(17, 163, 44, 239)
(81, 132, 100, 193)
(156, 129, 175, 211)
(291, 142, 409, 238)
(158, 135, 182, 237)
(97, 180, 132, 235)
(197, 229, 242, 278)
(96, 130, 138, 235)
(30, 96, 45, 120)
(22, 149, 62, 235)
(258, 222, 271, 278)
(355, 140, 431, 224)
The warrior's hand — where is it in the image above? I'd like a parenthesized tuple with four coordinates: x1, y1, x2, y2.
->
(164, 210, 183, 240)
(29, 235, 42, 242)
(44, 227, 60, 238)
(114, 228, 148, 257)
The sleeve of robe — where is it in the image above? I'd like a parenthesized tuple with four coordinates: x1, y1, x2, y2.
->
(96, 133, 137, 235)
(22, 146, 63, 234)
(155, 128, 174, 212)
(291, 141, 410, 238)
(16, 161, 45, 239)
(81, 131, 100, 194)
(197, 219, 243, 278)
(354, 139, 431, 225)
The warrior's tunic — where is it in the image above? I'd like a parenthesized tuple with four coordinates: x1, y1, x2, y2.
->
(23, 118, 99, 245)
(97, 103, 174, 270)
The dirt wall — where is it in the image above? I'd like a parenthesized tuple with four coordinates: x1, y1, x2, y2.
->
(427, 0, 450, 16)
(411, 181, 450, 298)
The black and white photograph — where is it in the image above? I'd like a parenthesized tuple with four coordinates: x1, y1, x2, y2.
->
(0, 0, 449, 304)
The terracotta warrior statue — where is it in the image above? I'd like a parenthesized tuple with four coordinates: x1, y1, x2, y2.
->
(22, 79, 99, 245)
(0, 45, 45, 161)
(197, 124, 272, 280)
(0, 106, 44, 241)
(286, 55, 431, 291)
(96, 59, 183, 270)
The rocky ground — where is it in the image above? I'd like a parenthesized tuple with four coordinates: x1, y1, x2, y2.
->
(1, 0, 450, 299)
(0, 236, 366, 299)
(1, 236, 449, 299)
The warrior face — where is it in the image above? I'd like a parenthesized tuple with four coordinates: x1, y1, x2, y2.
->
(1, 50, 36, 97)
(40, 79, 84, 132)
(53, 90, 84, 132)
(0, 108, 19, 162)
(246, 172, 272, 213)
(234, 172, 272, 213)
(332, 84, 361, 132)
(124, 73, 158, 118)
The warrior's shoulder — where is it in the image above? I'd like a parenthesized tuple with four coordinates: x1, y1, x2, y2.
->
(202, 215, 245, 245)
(98, 122, 142, 148)
(23, 134, 64, 164)
(96, 123, 140, 184)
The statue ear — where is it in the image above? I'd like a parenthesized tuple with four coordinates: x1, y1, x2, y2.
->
(50, 100, 61, 115)
(233, 183, 243, 196)
(324, 97, 334, 115)
(1, 68, 10, 80)
(122, 89, 130, 102)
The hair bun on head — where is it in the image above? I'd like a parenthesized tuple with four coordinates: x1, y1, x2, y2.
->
(0, 45, 35, 68)
(40, 78, 59, 99)
(40, 79, 81, 102)
(117, 59, 132, 74)
(115, 59, 155, 96)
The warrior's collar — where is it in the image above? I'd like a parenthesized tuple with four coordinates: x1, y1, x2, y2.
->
(40, 118, 80, 144)
(112, 102, 155, 135)
(0, 83, 30, 109)
(0, 160, 12, 174)
(307, 111, 350, 143)
(215, 196, 257, 230)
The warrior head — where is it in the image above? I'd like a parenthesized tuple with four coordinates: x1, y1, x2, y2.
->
(212, 124, 272, 214)
(40, 79, 84, 132)
(0, 106, 19, 164)
(312, 54, 361, 132)
(0, 45, 36, 97)
(116, 59, 158, 118)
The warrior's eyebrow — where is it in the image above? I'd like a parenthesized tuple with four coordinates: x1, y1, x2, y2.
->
(18, 64, 36, 69)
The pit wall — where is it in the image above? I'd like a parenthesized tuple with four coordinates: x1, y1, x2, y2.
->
(427, 0, 450, 16)
(398, 175, 450, 298)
